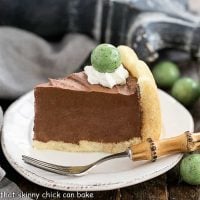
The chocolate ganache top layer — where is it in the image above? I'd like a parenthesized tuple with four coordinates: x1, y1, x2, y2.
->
(39, 72, 137, 95)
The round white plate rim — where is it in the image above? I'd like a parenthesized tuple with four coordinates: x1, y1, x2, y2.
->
(1, 90, 194, 191)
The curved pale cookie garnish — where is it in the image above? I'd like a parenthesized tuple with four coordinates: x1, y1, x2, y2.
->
(117, 45, 162, 141)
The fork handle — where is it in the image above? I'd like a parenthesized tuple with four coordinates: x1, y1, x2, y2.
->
(130, 132, 200, 161)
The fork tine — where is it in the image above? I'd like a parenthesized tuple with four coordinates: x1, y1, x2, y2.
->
(22, 155, 70, 172)
(22, 157, 69, 175)
(22, 155, 88, 176)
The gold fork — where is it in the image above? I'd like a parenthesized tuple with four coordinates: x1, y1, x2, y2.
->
(22, 131, 200, 176)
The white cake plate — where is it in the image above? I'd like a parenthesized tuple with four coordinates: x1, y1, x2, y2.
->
(1, 90, 194, 191)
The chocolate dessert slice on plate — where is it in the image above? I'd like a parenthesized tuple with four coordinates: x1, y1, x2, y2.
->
(33, 44, 162, 153)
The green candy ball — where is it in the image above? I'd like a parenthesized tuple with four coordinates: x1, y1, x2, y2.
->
(91, 44, 121, 73)
(180, 154, 200, 185)
(171, 77, 200, 106)
(152, 61, 180, 88)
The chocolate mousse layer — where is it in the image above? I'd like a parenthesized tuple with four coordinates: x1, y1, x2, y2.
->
(33, 72, 141, 144)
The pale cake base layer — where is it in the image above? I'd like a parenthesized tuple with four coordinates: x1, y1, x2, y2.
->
(33, 138, 142, 153)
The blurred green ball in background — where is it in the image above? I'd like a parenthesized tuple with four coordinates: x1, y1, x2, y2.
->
(180, 154, 200, 185)
(171, 77, 200, 106)
(152, 61, 180, 88)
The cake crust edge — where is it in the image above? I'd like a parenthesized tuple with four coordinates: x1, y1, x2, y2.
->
(118, 45, 162, 141)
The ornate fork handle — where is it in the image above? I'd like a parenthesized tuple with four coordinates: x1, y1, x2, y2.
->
(131, 132, 200, 161)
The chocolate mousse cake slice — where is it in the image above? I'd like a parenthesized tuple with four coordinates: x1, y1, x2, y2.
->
(33, 72, 141, 152)
(33, 45, 162, 153)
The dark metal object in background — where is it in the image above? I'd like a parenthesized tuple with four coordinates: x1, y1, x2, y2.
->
(0, 0, 199, 62)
